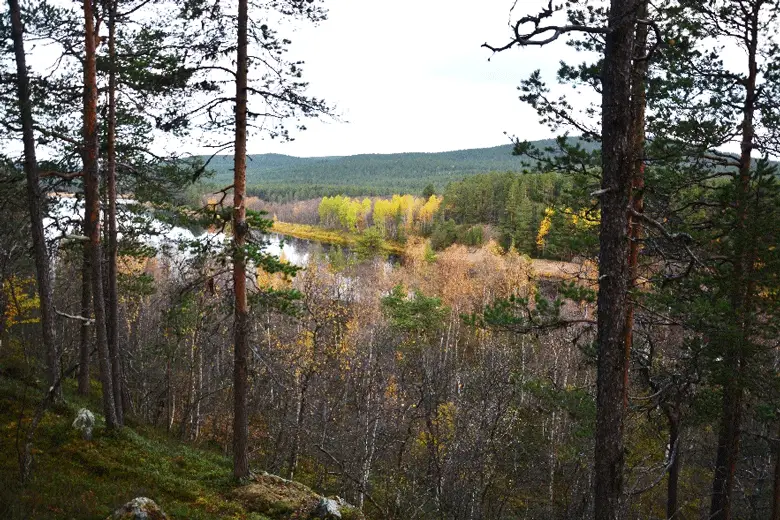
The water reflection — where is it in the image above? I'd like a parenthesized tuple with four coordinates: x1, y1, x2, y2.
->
(47, 196, 396, 268)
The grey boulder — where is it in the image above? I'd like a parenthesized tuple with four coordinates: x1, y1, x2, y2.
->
(72, 408, 95, 440)
(311, 497, 342, 519)
(105, 497, 168, 520)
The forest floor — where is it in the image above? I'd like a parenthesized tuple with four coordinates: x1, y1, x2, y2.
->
(0, 368, 357, 520)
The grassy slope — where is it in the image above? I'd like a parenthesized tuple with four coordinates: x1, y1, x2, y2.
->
(0, 373, 341, 520)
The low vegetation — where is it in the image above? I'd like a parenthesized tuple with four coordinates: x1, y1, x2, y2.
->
(0, 372, 360, 519)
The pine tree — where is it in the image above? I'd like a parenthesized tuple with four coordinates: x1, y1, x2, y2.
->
(174, 0, 331, 478)
(645, 2, 780, 516)
(6, 0, 59, 400)
(485, 3, 643, 517)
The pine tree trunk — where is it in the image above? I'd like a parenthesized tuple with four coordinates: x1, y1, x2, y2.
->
(771, 422, 780, 520)
(8, 0, 60, 400)
(78, 242, 92, 395)
(624, 0, 648, 409)
(709, 6, 759, 519)
(711, 381, 743, 520)
(83, 0, 118, 429)
(232, 0, 250, 480)
(666, 407, 681, 519)
(105, 0, 123, 427)
(0, 277, 7, 345)
(594, 1, 637, 519)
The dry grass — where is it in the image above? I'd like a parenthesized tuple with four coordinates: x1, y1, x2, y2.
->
(531, 258, 597, 285)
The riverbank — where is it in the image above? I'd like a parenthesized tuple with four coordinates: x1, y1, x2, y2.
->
(272, 221, 591, 282)
(271, 221, 406, 256)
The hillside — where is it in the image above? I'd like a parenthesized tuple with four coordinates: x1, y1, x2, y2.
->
(200, 139, 580, 200)
(0, 374, 362, 520)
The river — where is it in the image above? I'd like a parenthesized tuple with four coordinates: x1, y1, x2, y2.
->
(47, 196, 392, 268)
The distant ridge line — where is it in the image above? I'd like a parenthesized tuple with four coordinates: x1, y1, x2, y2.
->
(198, 139, 590, 201)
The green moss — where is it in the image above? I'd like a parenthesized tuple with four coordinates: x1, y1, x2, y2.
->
(340, 506, 366, 520)
(0, 373, 299, 520)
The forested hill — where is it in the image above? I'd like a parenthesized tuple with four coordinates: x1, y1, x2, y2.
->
(201, 139, 569, 201)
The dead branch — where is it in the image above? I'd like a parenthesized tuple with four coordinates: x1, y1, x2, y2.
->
(483, 0, 610, 54)
(629, 207, 707, 271)
(212, 184, 235, 207)
(634, 19, 663, 62)
(55, 309, 94, 325)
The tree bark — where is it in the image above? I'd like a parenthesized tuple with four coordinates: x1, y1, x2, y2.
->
(105, 0, 123, 427)
(624, 0, 648, 409)
(594, 1, 637, 519)
(771, 422, 780, 520)
(666, 406, 681, 519)
(78, 242, 92, 395)
(8, 0, 60, 400)
(83, 0, 118, 429)
(232, 0, 250, 480)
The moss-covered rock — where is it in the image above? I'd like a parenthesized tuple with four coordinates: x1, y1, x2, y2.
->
(233, 473, 318, 518)
(233, 474, 364, 520)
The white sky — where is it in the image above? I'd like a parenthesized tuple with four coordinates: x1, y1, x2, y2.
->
(11, 0, 766, 160)
(248, 0, 582, 157)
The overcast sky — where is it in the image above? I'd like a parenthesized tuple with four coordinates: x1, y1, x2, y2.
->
(250, 0, 584, 157)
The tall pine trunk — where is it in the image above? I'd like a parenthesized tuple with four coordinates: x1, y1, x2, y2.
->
(83, 0, 118, 429)
(709, 5, 759, 519)
(666, 406, 681, 519)
(771, 421, 780, 520)
(594, 1, 637, 518)
(624, 0, 648, 407)
(78, 241, 92, 395)
(105, 0, 123, 427)
(8, 0, 60, 400)
(232, 0, 250, 480)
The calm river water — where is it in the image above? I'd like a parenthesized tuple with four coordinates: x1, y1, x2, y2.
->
(48, 196, 393, 268)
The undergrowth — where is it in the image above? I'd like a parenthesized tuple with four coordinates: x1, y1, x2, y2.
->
(0, 374, 271, 520)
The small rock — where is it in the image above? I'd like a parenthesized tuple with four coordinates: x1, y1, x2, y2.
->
(72, 408, 95, 440)
(105, 497, 167, 520)
(311, 497, 342, 519)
